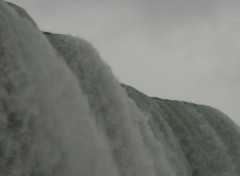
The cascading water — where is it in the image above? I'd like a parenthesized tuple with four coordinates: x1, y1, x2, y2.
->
(45, 33, 171, 176)
(0, 1, 169, 176)
(124, 84, 240, 176)
(1, 1, 240, 176)
(0, 1, 120, 176)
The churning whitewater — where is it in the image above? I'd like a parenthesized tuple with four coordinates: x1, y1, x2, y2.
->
(1, 1, 240, 176)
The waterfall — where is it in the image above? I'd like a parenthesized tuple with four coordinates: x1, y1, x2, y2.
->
(1, 1, 240, 176)
(0, 1, 166, 176)
(0, 1, 118, 175)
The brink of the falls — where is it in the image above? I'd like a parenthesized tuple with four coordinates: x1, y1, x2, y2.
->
(0, 1, 240, 176)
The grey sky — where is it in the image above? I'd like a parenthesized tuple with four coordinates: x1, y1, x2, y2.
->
(7, 0, 240, 124)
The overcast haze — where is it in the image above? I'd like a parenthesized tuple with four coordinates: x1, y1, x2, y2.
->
(7, 0, 240, 124)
